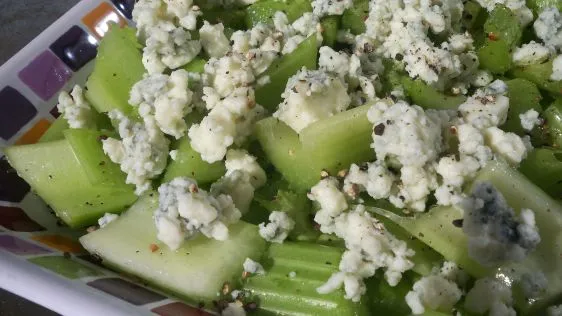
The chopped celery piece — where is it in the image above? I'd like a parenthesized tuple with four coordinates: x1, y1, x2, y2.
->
(369, 205, 490, 278)
(527, 0, 562, 14)
(255, 35, 318, 110)
(80, 194, 266, 305)
(483, 5, 522, 47)
(542, 100, 562, 148)
(38, 117, 69, 143)
(341, 0, 368, 35)
(5, 140, 137, 228)
(243, 242, 368, 315)
(63, 129, 129, 188)
(201, 8, 246, 30)
(519, 147, 562, 198)
(85, 25, 144, 116)
(244, 0, 312, 27)
(510, 59, 562, 96)
(462, 0, 487, 31)
(255, 104, 374, 191)
(320, 16, 340, 47)
(503, 78, 543, 135)
(472, 160, 562, 313)
(254, 189, 319, 241)
(364, 271, 415, 316)
(182, 56, 206, 73)
(477, 39, 512, 74)
(402, 77, 467, 110)
(162, 137, 226, 185)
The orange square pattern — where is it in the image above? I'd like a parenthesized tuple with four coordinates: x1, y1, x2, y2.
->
(82, 2, 127, 39)
(32, 234, 85, 253)
(15, 119, 51, 145)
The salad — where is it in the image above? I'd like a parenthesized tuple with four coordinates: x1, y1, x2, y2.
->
(5, 0, 562, 314)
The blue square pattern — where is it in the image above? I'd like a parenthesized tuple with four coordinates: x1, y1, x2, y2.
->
(0, 86, 37, 141)
(50, 25, 98, 72)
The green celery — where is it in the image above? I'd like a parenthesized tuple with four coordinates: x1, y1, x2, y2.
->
(38, 117, 69, 143)
(526, 0, 562, 15)
(255, 104, 374, 191)
(244, 0, 312, 27)
(341, 0, 368, 35)
(462, 0, 487, 31)
(255, 35, 318, 110)
(201, 8, 247, 30)
(321, 16, 340, 47)
(483, 4, 522, 47)
(85, 25, 144, 116)
(542, 100, 562, 147)
(503, 78, 543, 135)
(364, 271, 415, 316)
(510, 59, 562, 96)
(519, 147, 562, 198)
(477, 39, 513, 74)
(401, 76, 467, 110)
(243, 242, 368, 315)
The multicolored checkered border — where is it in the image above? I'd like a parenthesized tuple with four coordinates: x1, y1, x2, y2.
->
(0, 1, 211, 315)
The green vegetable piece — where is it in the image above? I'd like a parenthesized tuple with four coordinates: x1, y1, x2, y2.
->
(255, 104, 374, 191)
(201, 8, 247, 30)
(368, 205, 490, 278)
(401, 76, 467, 110)
(80, 194, 266, 305)
(364, 271, 415, 316)
(483, 4, 522, 47)
(341, 0, 368, 35)
(255, 189, 319, 241)
(510, 59, 562, 96)
(375, 215, 444, 276)
(255, 35, 318, 110)
(63, 129, 129, 188)
(542, 100, 562, 147)
(5, 140, 137, 228)
(85, 25, 144, 116)
(502, 78, 543, 135)
(38, 117, 69, 143)
(182, 56, 206, 73)
(243, 242, 368, 315)
(472, 160, 562, 313)
(321, 16, 340, 47)
(477, 39, 513, 74)
(519, 147, 562, 198)
(162, 137, 226, 185)
(462, 0, 487, 31)
(526, 0, 562, 15)
(244, 0, 312, 27)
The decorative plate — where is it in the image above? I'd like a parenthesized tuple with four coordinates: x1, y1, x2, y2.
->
(0, 1, 210, 315)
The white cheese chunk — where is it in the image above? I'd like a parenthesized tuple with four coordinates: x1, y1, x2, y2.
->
(465, 277, 516, 316)
(258, 211, 296, 243)
(551, 54, 562, 81)
(484, 126, 529, 165)
(312, 0, 353, 17)
(512, 41, 552, 66)
(103, 110, 170, 195)
(97, 213, 119, 228)
(129, 70, 194, 139)
(155, 177, 242, 250)
(57, 85, 95, 129)
(519, 109, 541, 131)
(243, 257, 265, 275)
(274, 68, 351, 132)
(199, 22, 230, 58)
(534, 7, 562, 51)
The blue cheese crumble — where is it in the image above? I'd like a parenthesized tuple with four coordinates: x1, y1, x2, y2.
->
(519, 109, 541, 131)
(461, 182, 541, 266)
(534, 7, 562, 51)
(129, 69, 194, 139)
(512, 41, 553, 66)
(273, 68, 351, 132)
(133, 0, 202, 74)
(155, 177, 242, 250)
(465, 277, 516, 316)
(57, 85, 95, 129)
(405, 262, 463, 315)
(102, 110, 170, 195)
(243, 257, 265, 275)
(98, 213, 119, 228)
(258, 211, 295, 243)
(552, 54, 562, 81)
